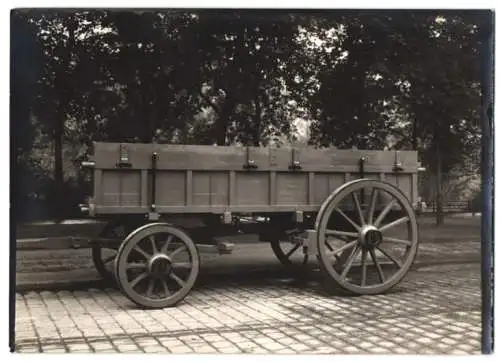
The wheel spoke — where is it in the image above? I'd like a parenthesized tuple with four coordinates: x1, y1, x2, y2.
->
(335, 208, 361, 231)
(126, 262, 147, 270)
(146, 279, 155, 297)
(367, 188, 379, 224)
(340, 246, 361, 279)
(102, 255, 116, 264)
(374, 199, 397, 227)
(352, 192, 365, 226)
(285, 244, 300, 258)
(379, 216, 410, 233)
(383, 237, 413, 246)
(377, 246, 402, 268)
(360, 249, 368, 286)
(160, 234, 174, 253)
(133, 245, 151, 260)
(160, 279, 171, 297)
(169, 245, 187, 259)
(172, 262, 192, 269)
(130, 272, 148, 288)
(326, 240, 357, 258)
(149, 235, 158, 254)
(325, 229, 358, 239)
(369, 249, 385, 283)
(169, 272, 186, 288)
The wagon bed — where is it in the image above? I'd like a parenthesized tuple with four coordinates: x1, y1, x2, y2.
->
(85, 142, 420, 216)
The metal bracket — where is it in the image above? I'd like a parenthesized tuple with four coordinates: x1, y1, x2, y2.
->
(359, 157, 367, 204)
(293, 210, 304, 223)
(81, 161, 95, 168)
(393, 150, 404, 172)
(147, 212, 160, 221)
(222, 210, 232, 224)
(358, 157, 367, 179)
(302, 229, 317, 254)
(151, 152, 158, 212)
(289, 148, 302, 171)
(116, 144, 132, 168)
(243, 147, 258, 170)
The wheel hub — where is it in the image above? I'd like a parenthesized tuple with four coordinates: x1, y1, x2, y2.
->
(359, 225, 383, 249)
(148, 254, 172, 278)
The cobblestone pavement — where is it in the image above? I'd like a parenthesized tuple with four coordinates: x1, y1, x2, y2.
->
(15, 261, 481, 354)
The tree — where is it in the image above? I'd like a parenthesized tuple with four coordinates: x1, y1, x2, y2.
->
(298, 12, 482, 224)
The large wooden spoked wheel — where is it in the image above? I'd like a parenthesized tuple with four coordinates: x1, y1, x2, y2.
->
(316, 179, 419, 295)
(114, 223, 200, 309)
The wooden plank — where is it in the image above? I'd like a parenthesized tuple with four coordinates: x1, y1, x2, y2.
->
(276, 173, 308, 205)
(308, 172, 314, 205)
(154, 171, 186, 206)
(228, 171, 236, 206)
(186, 170, 193, 206)
(235, 172, 269, 206)
(140, 170, 148, 207)
(269, 171, 276, 205)
(92, 142, 420, 172)
(93, 169, 102, 205)
(94, 204, 324, 214)
(210, 172, 229, 206)
(411, 172, 418, 205)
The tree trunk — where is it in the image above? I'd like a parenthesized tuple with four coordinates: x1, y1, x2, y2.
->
(53, 15, 76, 219)
(412, 118, 418, 150)
(53, 118, 64, 220)
(253, 92, 262, 147)
(215, 98, 234, 146)
(435, 135, 444, 226)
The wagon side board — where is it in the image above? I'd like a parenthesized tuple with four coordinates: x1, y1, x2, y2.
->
(87, 142, 420, 215)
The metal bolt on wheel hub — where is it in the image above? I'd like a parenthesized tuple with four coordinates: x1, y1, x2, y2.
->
(148, 254, 173, 278)
(359, 226, 383, 249)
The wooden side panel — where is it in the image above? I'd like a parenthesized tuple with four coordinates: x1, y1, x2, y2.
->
(90, 142, 420, 214)
(385, 174, 413, 204)
(275, 173, 308, 205)
(192, 172, 210, 206)
(101, 170, 141, 207)
(101, 171, 120, 206)
(210, 172, 229, 206)
(313, 173, 345, 204)
(191, 172, 229, 206)
(155, 171, 186, 206)
(235, 172, 269, 206)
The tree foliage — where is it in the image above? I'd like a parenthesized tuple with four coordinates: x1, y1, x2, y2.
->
(12, 9, 488, 222)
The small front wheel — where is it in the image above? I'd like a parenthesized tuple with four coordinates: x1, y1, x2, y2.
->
(114, 223, 200, 309)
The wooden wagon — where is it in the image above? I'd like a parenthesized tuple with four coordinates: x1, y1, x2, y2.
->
(69, 142, 423, 308)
